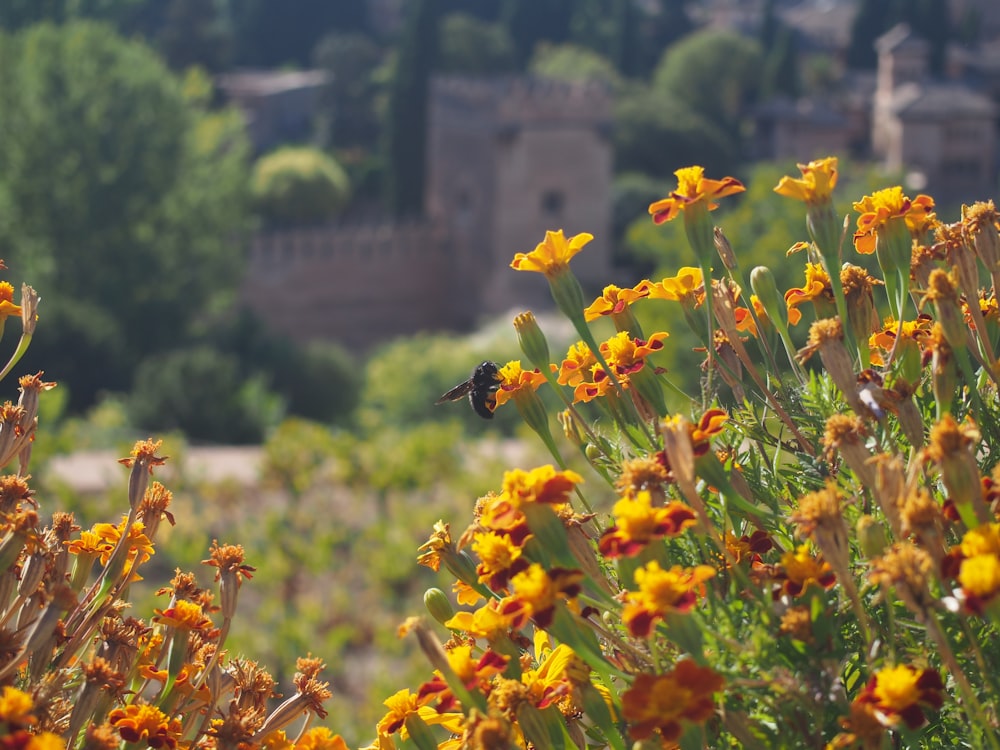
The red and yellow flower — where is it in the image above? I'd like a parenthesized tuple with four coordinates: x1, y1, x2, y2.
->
(854, 664, 944, 729)
(499, 563, 583, 628)
(622, 660, 724, 741)
(599, 331, 668, 376)
(773, 544, 836, 597)
(472, 530, 530, 591)
(648, 166, 745, 225)
(598, 490, 697, 558)
(417, 644, 509, 711)
(636, 267, 704, 306)
(622, 561, 716, 637)
(556, 342, 597, 387)
(784, 262, 832, 325)
(853, 187, 935, 255)
(108, 704, 184, 750)
(493, 360, 547, 409)
(583, 284, 649, 322)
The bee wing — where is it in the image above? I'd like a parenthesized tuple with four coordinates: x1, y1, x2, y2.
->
(435, 379, 474, 405)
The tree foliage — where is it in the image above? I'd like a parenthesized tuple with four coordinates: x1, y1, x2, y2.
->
(653, 28, 763, 139)
(384, 0, 440, 219)
(437, 12, 517, 75)
(0, 22, 251, 408)
(529, 43, 622, 89)
(251, 147, 351, 227)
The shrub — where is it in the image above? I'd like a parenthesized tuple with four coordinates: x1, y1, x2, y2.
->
(251, 146, 350, 226)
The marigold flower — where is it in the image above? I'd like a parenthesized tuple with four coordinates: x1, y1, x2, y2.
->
(108, 704, 184, 749)
(295, 728, 349, 750)
(775, 544, 835, 597)
(583, 284, 649, 322)
(417, 644, 509, 711)
(636, 267, 704, 305)
(444, 598, 513, 639)
(945, 523, 1000, 613)
(622, 660, 724, 741)
(510, 229, 593, 278)
(493, 360, 547, 409)
(854, 664, 944, 729)
(853, 187, 935, 255)
(0, 685, 36, 725)
(153, 599, 215, 634)
(773, 156, 838, 204)
(599, 331, 667, 375)
(0, 281, 23, 322)
(598, 490, 696, 558)
(622, 561, 715, 637)
(472, 530, 529, 591)
(416, 520, 452, 572)
(648, 166, 745, 225)
(784, 262, 832, 325)
(499, 563, 583, 628)
(555, 341, 596, 387)
(500, 465, 583, 508)
(376, 689, 464, 738)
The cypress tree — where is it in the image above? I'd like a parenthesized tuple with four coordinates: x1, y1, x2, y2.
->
(384, 0, 440, 219)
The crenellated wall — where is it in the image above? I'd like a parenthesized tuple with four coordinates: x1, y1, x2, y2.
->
(242, 75, 614, 348)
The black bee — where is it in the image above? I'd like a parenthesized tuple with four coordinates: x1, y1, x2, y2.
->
(435, 361, 501, 419)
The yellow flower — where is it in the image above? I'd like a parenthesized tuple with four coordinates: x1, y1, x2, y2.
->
(583, 284, 649, 322)
(493, 360, 547, 408)
(108, 704, 184, 749)
(510, 229, 594, 277)
(852, 187, 935, 255)
(153, 599, 215, 633)
(0, 685, 35, 724)
(555, 341, 596, 387)
(648, 166, 745, 225)
(294, 728, 349, 750)
(622, 561, 715, 637)
(0, 282, 23, 321)
(784, 262, 832, 325)
(599, 331, 668, 375)
(774, 156, 838, 204)
(855, 665, 943, 729)
(636, 267, 704, 305)
(598, 491, 697, 558)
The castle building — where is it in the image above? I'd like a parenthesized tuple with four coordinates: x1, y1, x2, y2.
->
(242, 76, 613, 348)
(871, 24, 998, 201)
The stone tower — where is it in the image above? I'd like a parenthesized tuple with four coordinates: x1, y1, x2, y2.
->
(426, 76, 614, 322)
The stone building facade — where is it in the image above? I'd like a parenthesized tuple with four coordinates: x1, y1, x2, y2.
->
(242, 76, 613, 348)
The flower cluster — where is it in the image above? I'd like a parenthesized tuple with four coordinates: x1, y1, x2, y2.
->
(385, 160, 1000, 750)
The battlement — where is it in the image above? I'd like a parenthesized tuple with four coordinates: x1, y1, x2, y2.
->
(431, 75, 612, 127)
(248, 219, 449, 270)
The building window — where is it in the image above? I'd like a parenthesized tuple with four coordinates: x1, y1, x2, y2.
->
(541, 190, 565, 217)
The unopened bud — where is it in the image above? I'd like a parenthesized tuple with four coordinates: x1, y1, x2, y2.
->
(423, 588, 455, 626)
(513, 311, 551, 370)
(856, 515, 888, 558)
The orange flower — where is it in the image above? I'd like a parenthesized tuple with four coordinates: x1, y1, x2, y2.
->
(599, 331, 668, 375)
(295, 728, 349, 750)
(118, 438, 168, 472)
(501, 465, 583, 508)
(622, 661, 724, 741)
(636, 267, 704, 305)
(689, 408, 728, 456)
(0, 686, 36, 725)
(0, 282, 23, 321)
(774, 544, 836, 597)
(854, 664, 944, 729)
(773, 156, 838, 204)
(784, 262, 832, 325)
(510, 229, 594, 277)
(556, 341, 597, 387)
(108, 704, 184, 749)
(472, 530, 529, 591)
(499, 563, 583, 628)
(152, 599, 216, 634)
(853, 187, 935, 255)
(416, 520, 452, 572)
(493, 360, 547, 408)
(376, 689, 464, 738)
(622, 561, 716, 637)
(583, 284, 649, 322)
(417, 644, 508, 712)
(648, 166, 745, 225)
(598, 490, 697, 558)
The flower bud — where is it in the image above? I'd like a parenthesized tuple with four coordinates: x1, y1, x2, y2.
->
(856, 515, 888, 559)
(513, 311, 551, 370)
(750, 266, 785, 326)
(423, 588, 455, 626)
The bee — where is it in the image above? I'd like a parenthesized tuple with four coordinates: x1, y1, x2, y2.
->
(435, 360, 501, 419)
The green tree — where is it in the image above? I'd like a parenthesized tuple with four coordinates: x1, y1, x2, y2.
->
(613, 85, 737, 179)
(312, 32, 382, 150)
(384, 0, 440, 219)
(0, 22, 251, 409)
(529, 42, 623, 89)
(653, 28, 763, 139)
(156, 0, 232, 71)
(437, 12, 517, 75)
(251, 147, 351, 227)
(501, 0, 574, 65)
(0, 0, 140, 29)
